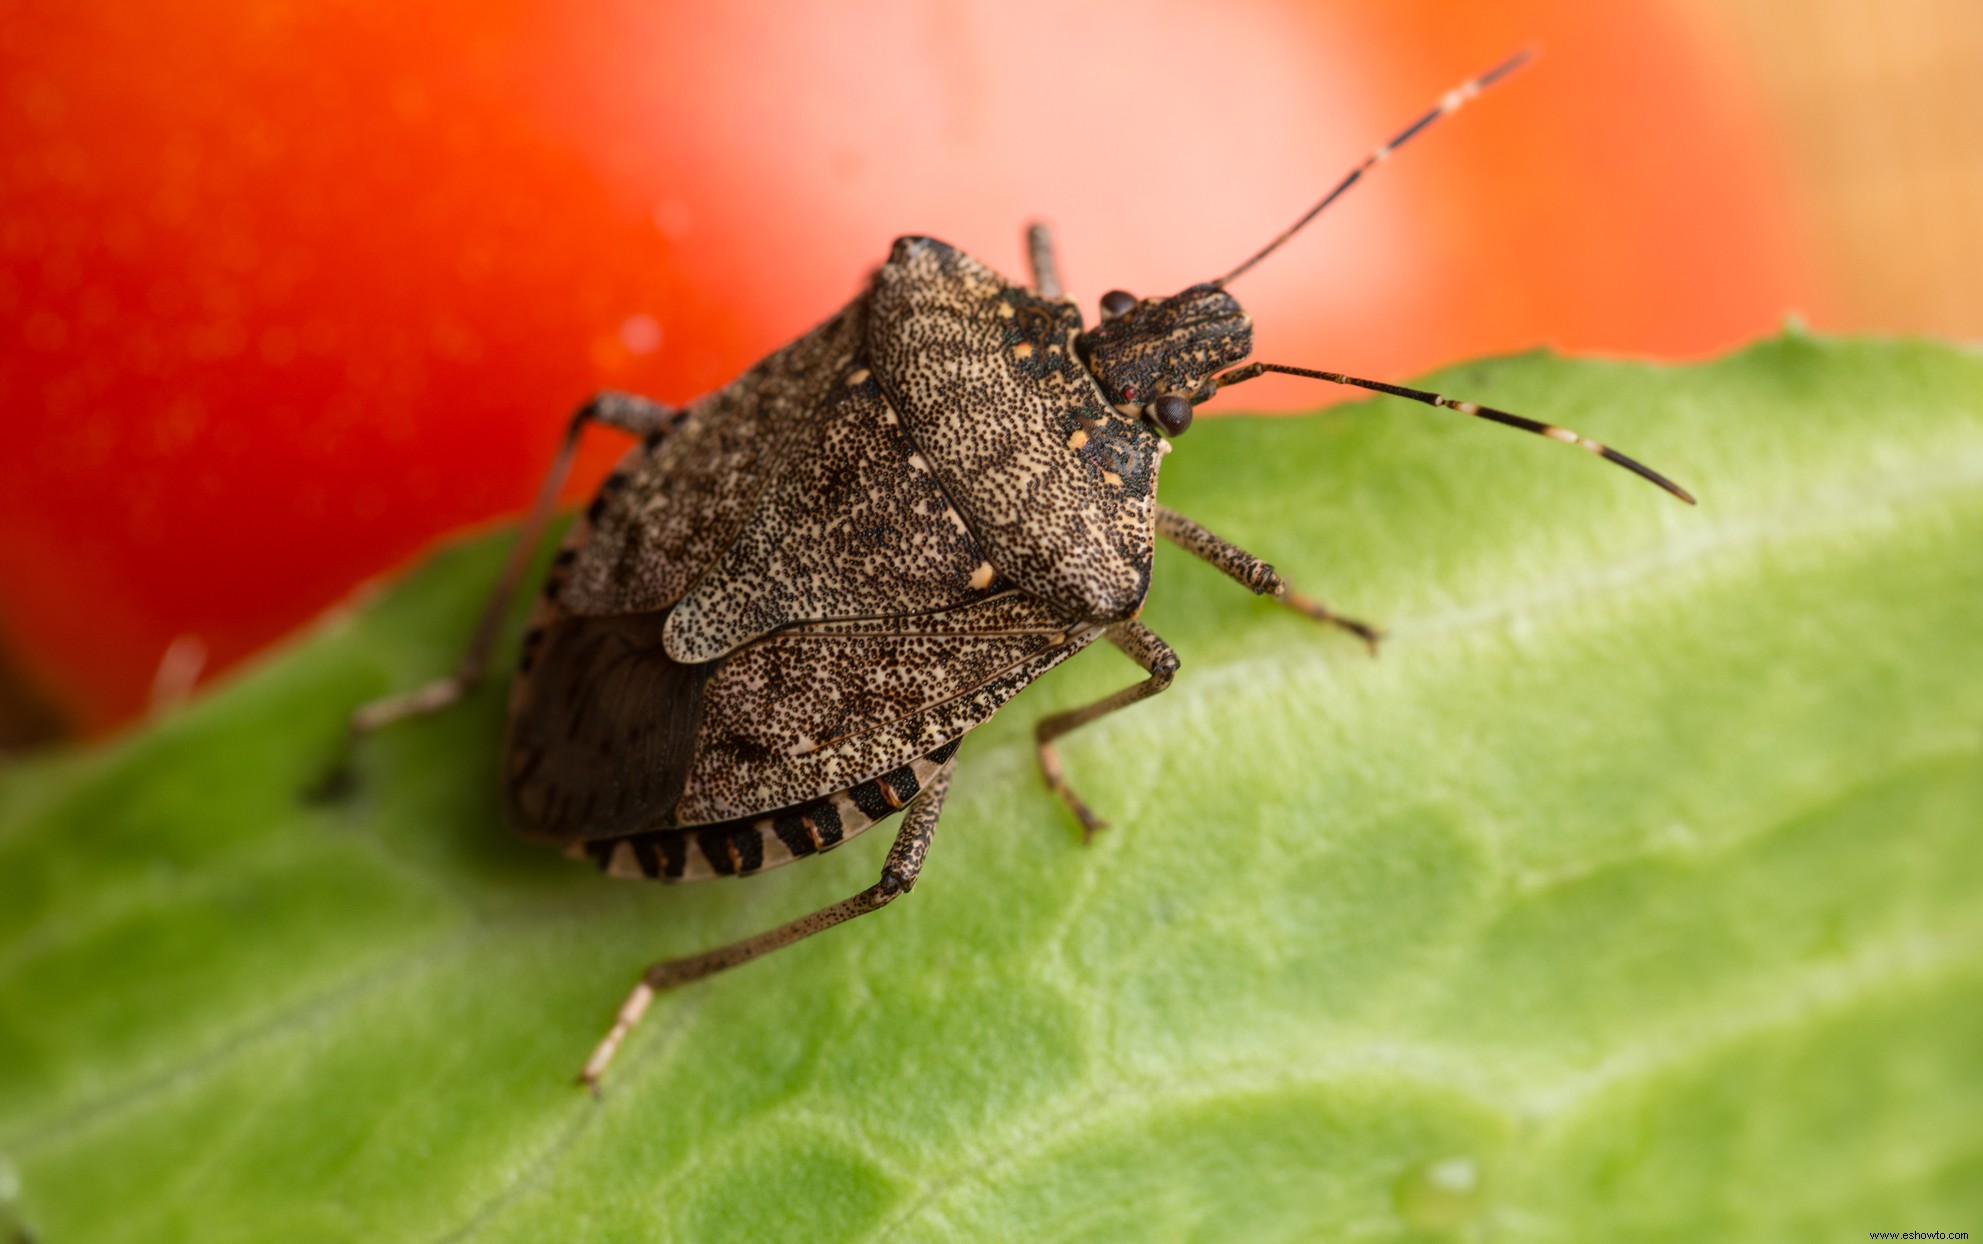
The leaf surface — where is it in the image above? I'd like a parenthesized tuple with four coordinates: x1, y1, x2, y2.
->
(3, 335, 1981, 1241)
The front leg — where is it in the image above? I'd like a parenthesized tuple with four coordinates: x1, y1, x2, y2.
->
(1155, 506, 1381, 653)
(1034, 620, 1179, 840)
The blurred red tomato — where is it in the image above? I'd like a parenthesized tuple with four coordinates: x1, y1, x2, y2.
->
(0, 1, 1808, 734)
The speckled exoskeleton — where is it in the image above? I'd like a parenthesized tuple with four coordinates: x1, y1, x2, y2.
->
(353, 50, 1692, 1087)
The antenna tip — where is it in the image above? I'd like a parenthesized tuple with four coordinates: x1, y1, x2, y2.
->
(1482, 46, 1540, 87)
(1647, 471, 1699, 506)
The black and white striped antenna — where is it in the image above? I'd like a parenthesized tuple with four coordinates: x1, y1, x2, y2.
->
(1214, 48, 1535, 289)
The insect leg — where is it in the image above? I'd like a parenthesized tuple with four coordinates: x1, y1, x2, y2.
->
(1034, 621, 1178, 840)
(578, 759, 956, 1090)
(349, 392, 685, 735)
(1025, 222, 1064, 299)
(1155, 506, 1381, 653)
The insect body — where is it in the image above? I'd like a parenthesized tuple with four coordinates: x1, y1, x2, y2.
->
(352, 50, 1693, 1087)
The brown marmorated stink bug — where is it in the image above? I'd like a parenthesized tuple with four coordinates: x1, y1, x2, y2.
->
(352, 50, 1694, 1087)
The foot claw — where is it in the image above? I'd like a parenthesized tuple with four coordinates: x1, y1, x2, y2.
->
(304, 754, 358, 805)
(1349, 621, 1384, 657)
(1282, 588, 1382, 654)
(578, 980, 654, 1090)
(1038, 741, 1111, 841)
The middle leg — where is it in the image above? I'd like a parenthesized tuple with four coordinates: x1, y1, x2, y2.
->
(1034, 620, 1178, 840)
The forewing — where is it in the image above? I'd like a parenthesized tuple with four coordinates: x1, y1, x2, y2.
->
(676, 591, 1103, 823)
(868, 236, 1164, 622)
(562, 300, 868, 616)
(663, 362, 998, 664)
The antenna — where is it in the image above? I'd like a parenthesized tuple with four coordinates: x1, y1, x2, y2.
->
(1210, 362, 1697, 505)
(1213, 48, 1535, 288)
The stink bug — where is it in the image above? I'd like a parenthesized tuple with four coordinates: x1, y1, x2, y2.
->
(352, 49, 1694, 1087)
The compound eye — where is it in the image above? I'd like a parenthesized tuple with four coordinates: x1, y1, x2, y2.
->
(1099, 289, 1137, 320)
(1150, 393, 1194, 437)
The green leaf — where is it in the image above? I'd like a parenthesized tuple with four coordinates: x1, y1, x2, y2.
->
(4, 334, 1981, 1241)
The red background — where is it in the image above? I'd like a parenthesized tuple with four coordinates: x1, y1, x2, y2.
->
(0, 1, 1810, 734)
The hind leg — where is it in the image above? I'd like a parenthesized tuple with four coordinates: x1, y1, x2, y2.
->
(350, 392, 684, 735)
(579, 759, 956, 1089)
(1025, 221, 1064, 298)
